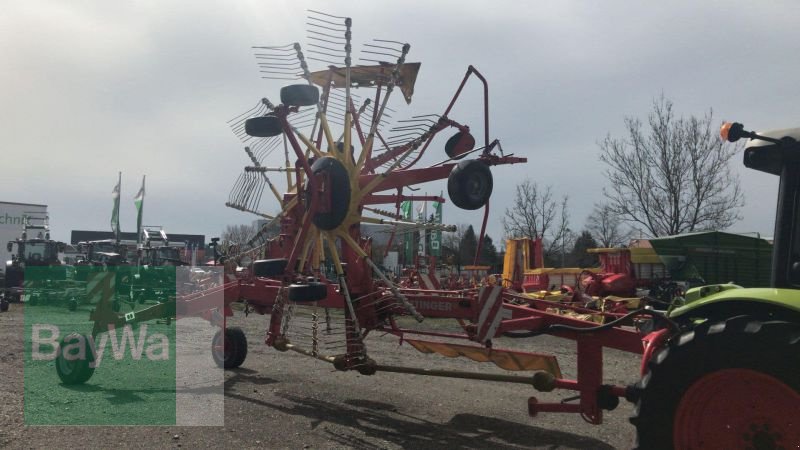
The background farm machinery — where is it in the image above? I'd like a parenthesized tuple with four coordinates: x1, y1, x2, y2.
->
(2, 216, 80, 311)
(51, 11, 799, 449)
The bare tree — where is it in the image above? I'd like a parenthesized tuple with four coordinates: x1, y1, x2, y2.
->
(221, 223, 257, 255)
(599, 95, 744, 237)
(502, 178, 572, 261)
(586, 203, 632, 247)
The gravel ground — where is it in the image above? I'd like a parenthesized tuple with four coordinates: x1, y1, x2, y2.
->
(1, 303, 640, 449)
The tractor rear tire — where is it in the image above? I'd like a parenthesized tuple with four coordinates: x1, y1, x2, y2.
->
(280, 84, 320, 107)
(447, 159, 493, 210)
(55, 333, 96, 385)
(0, 299, 8, 312)
(252, 259, 288, 278)
(631, 316, 800, 449)
(288, 282, 328, 302)
(212, 327, 248, 369)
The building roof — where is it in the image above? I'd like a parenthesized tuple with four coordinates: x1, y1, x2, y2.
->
(71, 230, 205, 247)
(0, 201, 47, 208)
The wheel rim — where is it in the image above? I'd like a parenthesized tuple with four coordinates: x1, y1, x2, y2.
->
(674, 368, 800, 449)
(466, 172, 489, 201)
(213, 332, 231, 363)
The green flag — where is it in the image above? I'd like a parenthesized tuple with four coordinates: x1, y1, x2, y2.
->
(135, 175, 146, 244)
(431, 199, 442, 257)
(400, 200, 413, 264)
(111, 172, 121, 240)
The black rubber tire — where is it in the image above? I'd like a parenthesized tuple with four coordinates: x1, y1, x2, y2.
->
(55, 333, 96, 385)
(27, 294, 38, 306)
(0, 299, 8, 312)
(67, 298, 77, 311)
(280, 84, 320, 107)
(307, 156, 351, 231)
(245, 115, 283, 137)
(631, 316, 800, 449)
(444, 131, 475, 160)
(212, 327, 248, 369)
(447, 159, 493, 210)
(252, 259, 288, 278)
(288, 282, 328, 302)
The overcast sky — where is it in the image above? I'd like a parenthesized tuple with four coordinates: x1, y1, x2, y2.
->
(2, 0, 799, 246)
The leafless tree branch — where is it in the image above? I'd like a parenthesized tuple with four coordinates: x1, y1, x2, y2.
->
(599, 95, 744, 237)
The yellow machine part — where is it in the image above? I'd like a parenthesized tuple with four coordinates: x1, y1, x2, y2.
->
(406, 339, 562, 378)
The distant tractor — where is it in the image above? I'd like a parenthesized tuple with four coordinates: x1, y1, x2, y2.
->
(75, 239, 130, 269)
(2, 216, 74, 310)
(138, 227, 187, 267)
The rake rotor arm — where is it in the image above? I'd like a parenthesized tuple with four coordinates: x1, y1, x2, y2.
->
(359, 165, 454, 193)
(364, 122, 445, 172)
(362, 194, 445, 205)
(360, 154, 525, 194)
(443, 65, 490, 150)
(277, 107, 317, 183)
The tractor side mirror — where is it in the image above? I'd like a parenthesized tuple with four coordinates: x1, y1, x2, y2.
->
(720, 122, 747, 142)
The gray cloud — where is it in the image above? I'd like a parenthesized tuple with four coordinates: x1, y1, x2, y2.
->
(2, 0, 797, 244)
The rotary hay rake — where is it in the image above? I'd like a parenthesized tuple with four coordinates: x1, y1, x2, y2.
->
(58, 11, 799, 449)
(219, 7, 652, 433)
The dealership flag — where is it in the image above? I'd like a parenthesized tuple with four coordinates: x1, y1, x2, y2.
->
(111, 172, 121, 240)
(418, 201, 426, 256)
(134, 175, 146, 244)
(431, 196, 442, 257)
(401, 200, 413, 264)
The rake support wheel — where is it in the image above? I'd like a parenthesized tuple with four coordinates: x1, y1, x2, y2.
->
(288, 282, 328, 303)
(245, 115, 283, 137)
(448, 159, 493, 210)
(55, 333, 96, 385)
(280, 84, 320, 107)
(212, 327, 248, 369)
(307, 156, 351, 231)
(444, 131, 475, 160)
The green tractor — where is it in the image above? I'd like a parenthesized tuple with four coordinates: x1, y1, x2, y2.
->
(630, 123, 800, 448)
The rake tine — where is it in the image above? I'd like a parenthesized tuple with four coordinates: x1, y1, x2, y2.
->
(307, 33, 346, 44)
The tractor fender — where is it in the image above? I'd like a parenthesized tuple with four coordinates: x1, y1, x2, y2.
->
(669, 287, 800, 322)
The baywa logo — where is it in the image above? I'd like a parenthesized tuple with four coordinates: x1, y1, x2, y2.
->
(23, 265, 225, 426)
(32, 324, 171, 369)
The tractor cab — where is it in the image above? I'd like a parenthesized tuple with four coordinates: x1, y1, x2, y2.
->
(76, 239, 130, 266)
(6, 216, 64, 268)
(7, 238, 63, 267)
(147, 246, 185, 266)
(674, 124, 800, 311)
(723, 123, 800, 289)
(4, 216, 67, 302)
(138, 226, 187, 267)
